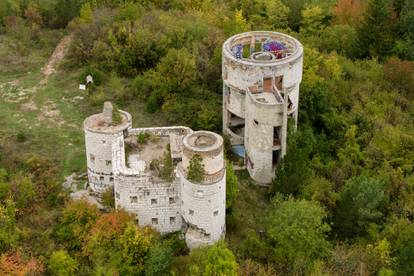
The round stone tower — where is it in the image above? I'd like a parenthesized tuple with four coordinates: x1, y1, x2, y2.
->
(179, 131, 226, 249)
(83, 101, 132, 194)
(222, 31, 303, 183)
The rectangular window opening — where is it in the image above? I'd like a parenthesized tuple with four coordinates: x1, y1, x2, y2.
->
(275, 75, 283, 91)
(263, 77, 273, 92)
(130, 196, 138, 203)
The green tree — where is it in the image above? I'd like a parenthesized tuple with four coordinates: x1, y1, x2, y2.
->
(54, 199, 99, 251)
(301, 177, 339, 209)
(79, 2, 93, 24)
(337, 125, 365, 179)
(187, 154, 205, 183)
(0, 199, 19, 254)
(394, 0, 414, 59)
(0, 173, 34, 210)
(112, 104, 122, 125)
(333, 176, 388, 238)
(319, 25, 359, 58)
(48, 250, 78, 276)
(225, 161, 239, 210)
(145, 244, 174, 276)
(271, 129, 312, 195)
(248, 0, 289, 30)
(0, 0, 20, 26)
(266, 196, 331, 273)
(357, 0, 394, 58)
(263, 0, 289, 29)
(301, 5, 324, 35)
(10, 174, 35, 209)
(186, 241, 238, 276)
(196, 105, 220, 131)
(52, 0, 85, 28)
(393, 223, 414, 275)
(119, 223, 153, 275)
(281, 0, 306, 31)
(160, 148, 173, 182)
(223, 9, 250, 36)
(205, 241, 238, 276)
(142, 48, 197, 113)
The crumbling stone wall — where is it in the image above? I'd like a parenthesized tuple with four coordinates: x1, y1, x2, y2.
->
(112, 130, 183, 234)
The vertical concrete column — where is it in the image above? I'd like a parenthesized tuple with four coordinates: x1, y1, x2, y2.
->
(250, 35, 255, 55)
(281, 90, 288, 157)
(83, 102, 132, 194)
(222, 85, 228, 132)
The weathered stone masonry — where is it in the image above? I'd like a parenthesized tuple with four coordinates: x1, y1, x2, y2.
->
(84, 103, 226, 249)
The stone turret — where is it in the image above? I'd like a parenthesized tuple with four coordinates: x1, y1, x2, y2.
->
(180, 131, 226, 249)
(83, 102, 132, 194)
(222, 31, 304, 184)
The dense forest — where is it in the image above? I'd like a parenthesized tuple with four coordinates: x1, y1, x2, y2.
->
(0, 0, 413, 275)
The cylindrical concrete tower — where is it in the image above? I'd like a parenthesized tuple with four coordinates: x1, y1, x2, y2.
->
(83, 102, 132, 194)
(222, 31, 303, 183)
(179, 131, 226, 249)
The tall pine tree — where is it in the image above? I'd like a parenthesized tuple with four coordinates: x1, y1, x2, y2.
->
(357, 0, 395, 59)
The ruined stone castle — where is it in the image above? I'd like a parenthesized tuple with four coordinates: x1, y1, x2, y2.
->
(83, 31, 303, 248)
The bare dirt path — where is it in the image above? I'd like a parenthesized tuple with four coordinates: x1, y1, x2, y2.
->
(14, 33, 74, 125)
(40, 34, 73, 85)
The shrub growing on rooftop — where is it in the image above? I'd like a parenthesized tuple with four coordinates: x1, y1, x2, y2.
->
(112, 105, 122, 125)
(187, 154, 204, 183)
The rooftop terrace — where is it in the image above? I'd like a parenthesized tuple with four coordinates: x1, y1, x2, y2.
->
(223, 31, 302, 65)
